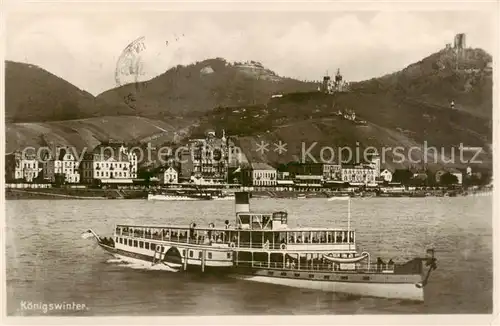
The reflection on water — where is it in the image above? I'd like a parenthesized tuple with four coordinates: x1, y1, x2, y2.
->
(6, 196, 492, 315)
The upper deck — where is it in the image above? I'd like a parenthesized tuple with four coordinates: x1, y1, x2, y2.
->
(114, 192, 356, 251)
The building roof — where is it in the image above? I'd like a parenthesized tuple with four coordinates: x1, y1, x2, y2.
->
(91, 144, 131, 162)
(342, 164, 374, 170)
(251, 162, 276, 170)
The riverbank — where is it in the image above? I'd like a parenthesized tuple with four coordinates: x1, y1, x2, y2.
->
(5, 187, 491, 200)
(5, 188, 148, 200)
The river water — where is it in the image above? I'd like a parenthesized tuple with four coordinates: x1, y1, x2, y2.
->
(5, 196, 492, 315)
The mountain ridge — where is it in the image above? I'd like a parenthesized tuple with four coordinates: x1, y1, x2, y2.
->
(5, 46, 493, 170)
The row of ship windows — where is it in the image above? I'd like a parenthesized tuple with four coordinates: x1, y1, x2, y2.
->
(117, 237, 231, 259)
(268, 271, 370, 281)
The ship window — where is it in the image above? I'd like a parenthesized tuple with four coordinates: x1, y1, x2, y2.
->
(189, 250, 193, 258)
(183, 250, 186, 256)
(294, 273, 300, 277)
(139, 241, 143, 248)
(145, 242, 150, 250)
(115, 237, 118, 242)
(309, 274, 315, 278)
(119, 238, 123, 244)
(133, 240, 138, 247)
(208, 252, 212, 259)
(199, 252, 202, 259)
(239, 214, 250, 224)
(128, 239, 132, 246)
(280, 272, 287, 276)
(341, 276, 348, 280)
(363, 276, 370, 281)
(151, 243, 156, 251)
(324, 275, 330, 280)
(227, 252, 231, 259)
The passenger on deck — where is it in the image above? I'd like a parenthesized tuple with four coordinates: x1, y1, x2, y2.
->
(224, 220, 231, 229)
(285, 259, 290, 268)
(377, 257, 385, 271)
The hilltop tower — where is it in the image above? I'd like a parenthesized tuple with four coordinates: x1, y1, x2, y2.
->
(453, 33, 467, 71)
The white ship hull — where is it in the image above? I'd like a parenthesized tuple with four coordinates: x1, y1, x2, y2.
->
(230, 274, 424, 301)
(212, 196, 235, 201)
(111, 253, 183, 272)
(148, 194, 211, 201)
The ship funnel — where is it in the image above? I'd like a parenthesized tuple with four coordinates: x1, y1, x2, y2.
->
(235, 192, 250, 213)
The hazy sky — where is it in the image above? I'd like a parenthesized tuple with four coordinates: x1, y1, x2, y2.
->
(6, 9, 496, 95)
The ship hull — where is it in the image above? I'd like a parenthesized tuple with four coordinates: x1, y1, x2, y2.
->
(147, 194, 212, 201)
(229, 267, 425, 302)
(230, 273, 423, 301)
(97, 241, 233, 272)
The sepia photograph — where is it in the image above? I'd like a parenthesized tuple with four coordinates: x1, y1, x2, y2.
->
(2, 1, 497, 321)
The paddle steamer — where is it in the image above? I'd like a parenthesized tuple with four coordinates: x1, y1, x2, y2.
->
(83, 192, 437, 301)
(147, 189, 234, 201)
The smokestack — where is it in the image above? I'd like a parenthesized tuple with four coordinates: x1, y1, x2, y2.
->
(235, 192, 250, 213)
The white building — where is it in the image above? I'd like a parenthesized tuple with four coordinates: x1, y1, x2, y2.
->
(368, 155, 381, 177)
(81, 144, 138, 184)
(380, 169, 393, 182)
(452, 172, 463, 185)
(161, 167, 178, 184)
(249, 163, 277, 186)
(42, 146, 80, 183)
(323, 164, 342, 181)
(341, 164, 376, 185)
(6, 151, 41, 182)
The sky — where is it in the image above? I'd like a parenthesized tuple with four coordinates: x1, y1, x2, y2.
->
(6, 9, 496, 96)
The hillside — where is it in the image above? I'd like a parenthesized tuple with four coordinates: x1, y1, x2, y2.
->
(97, 58, 318, 117)
(192, 95, 492, 171)
(5, 61, 135, 123)
(5, 116, 195, 154)
(352, 47, 492, 118)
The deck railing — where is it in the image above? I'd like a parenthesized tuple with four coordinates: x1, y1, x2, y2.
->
(236, 260, 395, 273)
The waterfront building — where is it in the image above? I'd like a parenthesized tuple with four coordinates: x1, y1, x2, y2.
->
(294, 175, 323, 190)
(380, 168, 394, 182)
(341, 164, 376, 185)
(323, 164, 342, 181)
(242, 162, 277, 187)
(180, 130, 229, 184)
(5, 151, 41, 182)
(161, 167, 178, 184)
(80, 143, 138, 184)
(42, 146, 80, 184)
(367, 155, 381, 177)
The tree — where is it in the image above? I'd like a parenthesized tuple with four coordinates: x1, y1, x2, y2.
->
(392, 169, 413, 185)
(440, 172, 458, 186)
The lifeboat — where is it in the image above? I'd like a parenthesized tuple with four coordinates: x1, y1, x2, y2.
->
(322, 252, 369, 263)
